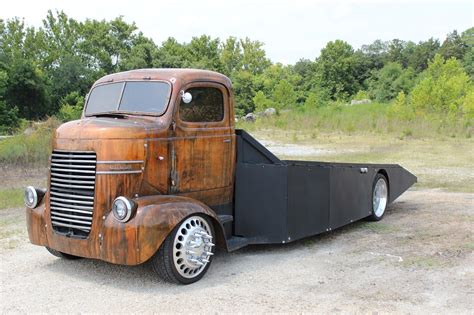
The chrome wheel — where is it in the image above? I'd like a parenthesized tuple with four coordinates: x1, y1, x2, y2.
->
(172, 216, 215, 279)
(373, 177, 388, 218)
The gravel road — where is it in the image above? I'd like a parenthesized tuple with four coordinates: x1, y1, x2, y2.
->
(1, 189, 473, 313)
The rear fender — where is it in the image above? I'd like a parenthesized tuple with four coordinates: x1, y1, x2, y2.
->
(133, 195, 226, 264)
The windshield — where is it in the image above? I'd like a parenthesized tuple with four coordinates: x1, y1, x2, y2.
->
(85, 81, 171, 116)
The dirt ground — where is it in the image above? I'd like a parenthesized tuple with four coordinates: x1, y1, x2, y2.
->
(1, 189, 473, 313)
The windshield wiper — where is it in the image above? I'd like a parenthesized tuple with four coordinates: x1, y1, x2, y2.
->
(90, 112, 129, 118)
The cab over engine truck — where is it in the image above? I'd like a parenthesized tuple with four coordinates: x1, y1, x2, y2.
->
(25, 69, 416, 284)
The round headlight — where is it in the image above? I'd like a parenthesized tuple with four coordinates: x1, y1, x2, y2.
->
(24, 186, 38, 208)
(112, 196, 135, 222)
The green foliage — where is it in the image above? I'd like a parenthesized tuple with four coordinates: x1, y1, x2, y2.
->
(353, 90, 369, 100)
(56, 91, 84, 122)
(368, 62, 416, 102)
(4, 59, 50, 119)
(253, 91, 274, 112)
(0, 101, 20, 134)
(0, 11, 471, 135)
(232, 71, 256, 116)
(272, 80, 297, 109)
(410, 55, 472, 114)
(316, 40, 361, 100)
(303, 89, 328, 109)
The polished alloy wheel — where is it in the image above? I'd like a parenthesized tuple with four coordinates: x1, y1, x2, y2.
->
(172, 216, 215, 279)
(373, 177, 388, 218)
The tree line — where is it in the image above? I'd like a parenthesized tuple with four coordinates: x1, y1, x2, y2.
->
(0, 10, 473, 133)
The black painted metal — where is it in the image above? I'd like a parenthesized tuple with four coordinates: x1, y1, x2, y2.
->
(231, 130, 417, 250)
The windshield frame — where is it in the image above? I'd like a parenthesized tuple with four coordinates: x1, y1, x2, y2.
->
(84, 79, 173, 117)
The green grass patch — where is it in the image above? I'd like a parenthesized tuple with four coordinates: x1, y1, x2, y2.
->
(0, 188, 24, 210)
(0, 118, 59, 167)
(237, 102, 473, 139)
(402, 255, 445, 269)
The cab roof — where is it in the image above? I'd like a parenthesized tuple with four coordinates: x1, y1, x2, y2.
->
(93, 68, 232, 90)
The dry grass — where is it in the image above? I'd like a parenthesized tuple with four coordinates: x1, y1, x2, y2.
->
(250, 130, 474, 193)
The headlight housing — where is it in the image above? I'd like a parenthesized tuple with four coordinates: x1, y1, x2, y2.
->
(112, 196, 136, 222)
(24, 186, 45, 208)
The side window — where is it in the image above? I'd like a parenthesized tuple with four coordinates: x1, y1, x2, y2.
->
(179, 87, 224, 123)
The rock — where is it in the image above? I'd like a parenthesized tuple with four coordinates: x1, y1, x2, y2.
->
(350, 99, 372, 105)
(243, 113, 256, 122)
(263, 108, 276, 116)
(23, 127, 35, 136)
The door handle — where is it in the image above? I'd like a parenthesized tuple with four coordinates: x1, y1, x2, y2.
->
(223, 139, 231, 143)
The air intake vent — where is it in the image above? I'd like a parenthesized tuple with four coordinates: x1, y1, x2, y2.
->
(49, 150, 96, 238)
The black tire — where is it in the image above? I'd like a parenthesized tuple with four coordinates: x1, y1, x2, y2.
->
(151, 215, 215, 285)
(46, 247, 82, 260)
(368, 173, 389, 221)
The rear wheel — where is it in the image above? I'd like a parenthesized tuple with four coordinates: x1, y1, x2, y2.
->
(45, 247, 81, 260)
(151, 215, 215, 284)
(368, 174, 388, 221)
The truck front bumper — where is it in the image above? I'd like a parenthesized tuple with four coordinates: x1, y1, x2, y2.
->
(26, 202, 143, 265)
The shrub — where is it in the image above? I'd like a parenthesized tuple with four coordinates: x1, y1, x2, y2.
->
(55, 91, 84, 122)
(0, 101, 20, 134)
(352, 90, 369, 100)
(410, 54, 472, 114)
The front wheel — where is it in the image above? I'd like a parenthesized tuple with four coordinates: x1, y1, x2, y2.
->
(151, 215, 215, 284)
(368, 174, 389, 221)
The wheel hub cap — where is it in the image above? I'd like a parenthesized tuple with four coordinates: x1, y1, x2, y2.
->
(173, 216, 214, 278)
(373, 178, 388, 217)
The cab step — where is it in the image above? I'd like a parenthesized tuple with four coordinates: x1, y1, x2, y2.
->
(226, 236, 249, 252)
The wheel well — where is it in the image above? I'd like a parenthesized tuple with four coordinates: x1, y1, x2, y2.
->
(205, 215, 227, 251)
(377, 169, 390, 199)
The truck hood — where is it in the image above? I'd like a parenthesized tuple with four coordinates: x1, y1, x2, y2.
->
(55, 117, 167, 140)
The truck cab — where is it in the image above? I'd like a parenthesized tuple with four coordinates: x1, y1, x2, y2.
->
(25, 69, 416, 284)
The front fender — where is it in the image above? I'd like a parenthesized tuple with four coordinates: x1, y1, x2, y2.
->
(131, 195, 226, 264)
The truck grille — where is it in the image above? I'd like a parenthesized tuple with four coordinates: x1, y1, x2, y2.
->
(49, 150, 97, 238)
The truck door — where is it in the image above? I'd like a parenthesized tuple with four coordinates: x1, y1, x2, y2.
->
(171, 82, 235, 207)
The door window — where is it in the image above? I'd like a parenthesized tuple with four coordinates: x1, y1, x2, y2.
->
(179, 87, 224, 122)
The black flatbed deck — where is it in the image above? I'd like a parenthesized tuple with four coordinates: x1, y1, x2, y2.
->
(232, 130, 417, 247)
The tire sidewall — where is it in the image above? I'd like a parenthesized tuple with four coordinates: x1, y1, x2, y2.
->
(167, 214, 215, 285)
(371, 174, 388, 221)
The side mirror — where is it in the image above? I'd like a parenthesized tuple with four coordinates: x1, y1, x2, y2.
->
(180, 90, 192, 104)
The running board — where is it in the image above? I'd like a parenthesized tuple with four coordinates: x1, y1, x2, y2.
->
(226, 236, 250, 252)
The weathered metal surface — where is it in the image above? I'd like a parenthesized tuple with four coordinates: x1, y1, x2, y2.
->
(27, 69, 234, 264)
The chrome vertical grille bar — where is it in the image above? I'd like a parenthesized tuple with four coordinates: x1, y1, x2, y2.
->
(49, 150, 96, 238)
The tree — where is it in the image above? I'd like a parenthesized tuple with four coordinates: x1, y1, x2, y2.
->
(154, 37, 189, 68)
(439, 30, 468, 61)
(368, 62, 415, 102)
(240, 37, 271, 75)
(315, 40, 361, 100)
(220, 36, 242, 76)
(461, 28, 474, 78)
(272, 80, 297, 109)
(232, 71, 257, 115)
(5, 60, 50, 119)
(410, 54, 472, 113)
(253, 90, 273, 112)
(186, 35, 223, 72)
(406, 38, 440, 73)
(0, 70, 20, 133)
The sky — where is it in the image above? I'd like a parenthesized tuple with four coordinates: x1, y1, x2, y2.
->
(2, 0, 473, 64)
